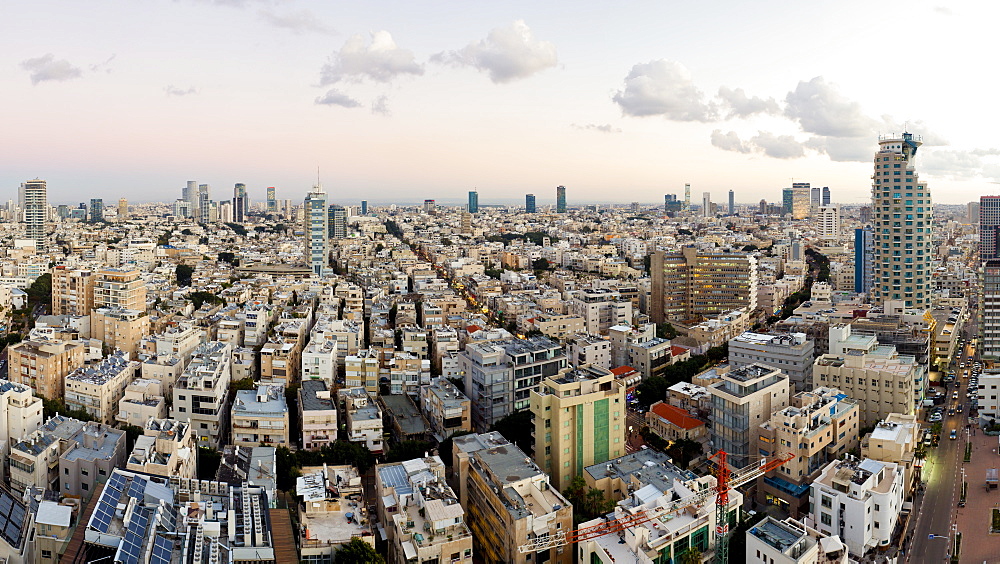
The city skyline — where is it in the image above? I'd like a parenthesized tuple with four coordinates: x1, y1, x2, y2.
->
(6, 1, 1000, 204)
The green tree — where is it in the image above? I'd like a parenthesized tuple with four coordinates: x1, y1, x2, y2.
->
(176, 264, 195, 287)
(334, 538, 385, 564)
(26, 273, 52, 308)
(218, 251, 237, 265)
(189, 291, 224, 310)
(562, 476, 615, 526)
(655, 322, 677, 340)
(532, 258, 550, 271)
(385, 441, 434, 463)
(635, 376, 669, 409)
(676, 548, 702, 564)
(489, 410, 534, 455)
(666, 438, 704, 469)
(41, 396, 97, 422)
(229, 377, 256, 391)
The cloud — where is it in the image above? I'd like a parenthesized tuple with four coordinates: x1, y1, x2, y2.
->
(319, 31, 423, 84)
(164, 85, 199, 97)
(20, 54, 83, 85)
(371, 95, 390, 116)
(572, 123, 621, 134)
(933, 6, 953, 15)
(613, 60, 716, 120)
(432, 20, 557, 83)
(749, 132, 805, 159)
(717, 86, 780, 118)
(920, 149, 989, 179)
(784, 77, 880, 137)
(259, 9, 334, 35)
(89, 54, 116, 73)
(710, 130, 751, 153)
(314, 89, 361, 108)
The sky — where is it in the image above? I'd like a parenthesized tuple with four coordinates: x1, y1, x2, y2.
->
(4, 0, 1000, 206)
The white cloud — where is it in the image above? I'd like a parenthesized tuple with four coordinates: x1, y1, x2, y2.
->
(612, 60, 716, 121)
(432, 20, 557, 83)
(320, 31, 423, 85)
(717, 86, 780, 118)
(710, 130, 751, 153)
(20, 54, 82, 85)
(749, 131, 805, 159)
(572, 123, 621, 134)
(920, 149, 988, 179)
(804, 136, 871, 162)
(784, 77, 879, 137)
(314, 89, 361, 108)
(164, 85, 199, 96)
(259, 9, 334, 35)
(371, 94, 390, 116)
(89, 54, 116, 73)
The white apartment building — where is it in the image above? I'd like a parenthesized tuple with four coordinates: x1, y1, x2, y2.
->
(809, 458, 904, 558)
(64, 351, 140, 425)
(139, 323, 204, 362)
(568, 288, 632, 335)
(171, 341, 233, 447)
(299, 379, 337, 450)
(125, 418, 196, 480)
(729, 332, 815, 392)
(817, 205, 840, 239)
(301, 339, 338, 385)
(115, 378, 167, 427)
(338, 387, 383, 453)
(745, 516, 848, 564)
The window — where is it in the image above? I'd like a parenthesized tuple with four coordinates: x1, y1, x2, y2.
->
(41, 551, 52, 560)
(821, 512, 832, 526)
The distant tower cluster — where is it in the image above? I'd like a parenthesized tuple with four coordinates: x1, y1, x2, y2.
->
(871, 133, 932, 309)
(467, 190, 479, 213)
(525, 194, 536, 213)
(556, 185, 567, 213)
(267, 186, 277, 213)
(233, 183, 248, 223)
(21, 179, 47, 250)
(304, 186, 329, 277)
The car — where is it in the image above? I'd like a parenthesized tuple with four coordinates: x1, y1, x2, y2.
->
(950, 430, 958, 440)
(948, 408, 956, 416)
(953, 392, 960, 400)
(929, 412, 943, 422)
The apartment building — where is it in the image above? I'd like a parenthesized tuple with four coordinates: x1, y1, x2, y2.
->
(51, 266, 95, 316)
(650, 247, 758, 324)
(299, 379, 337, 450)
(8, 338, 85, 399)
(452, 432, 573, 564)
(376, 456, 473, 564)
(311, 318, 364, 364)
(708, 363, 790, 469)
(346, 348, 381, 393)
(339, 387, 384, 453)
(745, 517, 849, 564)
(566, 334, 611, 369)
(809, 458, 904, 558)
(532, 313, 586, 340)
(757, 388, 860, 517)
(297, 465, 375, 560)
(115, 378, 168, 427)
(139, 354, 185, 395)
(139, 323, 204, 362)
(729, 332, 815, 392)
(64, 350, 140, 425)
(260, 341, 299, 386)
(90, 306, 150, 359)
(232, 385, 289, 446)
(568, 288, 633, 335)
(460, 336, 567, 432)
(608, 323, 655, 367)
(0, 379, 44, 458)
(171, 341, 233, 447)
(529, 365, 626, 489)
(92, 268, 146, 311)
(861, 414, 920, 493)
(34, 500, 75, 564)
(125, 418, 196, 480)
(420, 379, 471, 442)
(627, 336, 673, 380)
(301, 339, 337, 385)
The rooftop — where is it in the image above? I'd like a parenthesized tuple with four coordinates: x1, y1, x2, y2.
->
(233, 385, 288, 417)
(300, 380, 335, 412)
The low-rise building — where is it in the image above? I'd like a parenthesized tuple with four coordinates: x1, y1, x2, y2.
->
(64, 350, 140, 425)
(90, 306, 150, 359)
(299, 379, 337, 450)
(297, 465, 375, 560)
(34, 499, 75, 563)
(745, 516, 849, 564)
(115, 378, 167, 427)
(302, 339, 338, 385)
(339, 387, 383, 453)
(125, 418, 196, 480)
(7, 338, 86, 400)
(420, 379, 471, 442)
(646, 401, 707, 443)
(729, 331, 815, 392)
(381, 394, 428, 444)
(861, 413, 920, 493)
(232, 384, 289, 447)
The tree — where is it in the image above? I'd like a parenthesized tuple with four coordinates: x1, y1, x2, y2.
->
(655, 322, 677, 340)
(438, 431, 473, 467)
(635, 376, 669, 409)
(123, 424, 144, 453)
(189, 291, 224, 310)
(677, 547, 702, 564)
(197, 446, 221, 480)
(666, 438, 704, 469)
(229, 377, 256, 391)
(532, 258, 550, 271)
(218, 251, 237, 265)
(41, 396, 97, 422)
(385, 440, 433, 463)
(334, 538, 385, 564)
(176, 264, 194, 287)
(26, 273, 52, 308)
(562, 476, 615, 526)
(489, 410, 534, 455)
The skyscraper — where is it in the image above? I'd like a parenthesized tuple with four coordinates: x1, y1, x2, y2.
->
(728, 190, 735, 215)
(980, 196, 1000, 259)
(232, 183, 248, 223)
(360, 200, 368, 215)
(556, 185, 566, 213)
(89, 198, 104, 222)
(871, 133, 932, 309)
(822, 186, 831, 206)
(198, 184, 211, 222)
(468, 190, 479, 213)
(983, 260, 1000, 359)
(702, 192, 712, 217)
(423, 199, 436, 214)
(304, 187, 328, 277)
(183, 181, 197, 213)
(267, 187, 277, 213)
(118, 198, 128, 221)
(525, 194, 536, 213)
(684, 183, 691, 212)
(817, 205, 840, 239)
(328, 204, 347, 239)
(810, 185, 821, 209)
(782, 188, 793, 215)
(21, 179, 47, 250)
(791, 182, 810, 219)
(854, 226, 874, 295)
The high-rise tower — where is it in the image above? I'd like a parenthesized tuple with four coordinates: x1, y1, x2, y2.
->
(556, 185, 566, 213)
(118, 198, 128, 221)
(328, 204, 347, 239)
(89, 199, 104, 222)
(233, 183, 248, 223)
(267, 187, 277, 213)
(728, 190, 735, 215)
(360, 200, 368, 215)
(702, 192, 712, 217)
(525, 194, 536, 213)
(304, 187, 328, 277)
(871, 133, 932, 310)
(183, 181, 197, 212)
(21, 179, 47, 250)
(684, 183, 691, 212)
(468, 190, 479, 213)
(980, 196, 1000, 259)
(854, 226, 875, 295)
(198, 184, 211, 222)
(822, 186, 831, 206)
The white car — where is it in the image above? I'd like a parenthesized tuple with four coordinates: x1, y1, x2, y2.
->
(929, 413, 943, 422)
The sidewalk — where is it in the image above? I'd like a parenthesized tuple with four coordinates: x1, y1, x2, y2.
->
(954, 427, 1000, 563)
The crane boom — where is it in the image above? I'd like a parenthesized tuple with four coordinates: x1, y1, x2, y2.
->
(517, 451, 793, 554)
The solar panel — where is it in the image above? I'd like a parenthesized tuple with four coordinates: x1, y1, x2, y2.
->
(150, 535, 173, 564)
(127, 476, 147, 500)
(0, 491, 26, 546)
(107, 472, 128, 493)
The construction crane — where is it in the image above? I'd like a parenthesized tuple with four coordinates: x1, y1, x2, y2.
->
(517, 450, 794, 560)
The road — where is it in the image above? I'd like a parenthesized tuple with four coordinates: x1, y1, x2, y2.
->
(908, 342, 977, 562)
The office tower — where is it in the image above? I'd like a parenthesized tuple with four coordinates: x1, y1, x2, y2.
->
(89, 198, 104, 222)
(781, 188, 793, 215)
(21, 179, 47, 250)
(172, 199, 191, 218)
(684, 183, 691, 212)
(423, 199, 436, 214)
(182, 181, 197, 210)
(707, 364, 789, 468)
(854, 227, 875, 295)
(859, 205, 872, 223)
(791, 182, 810, 219)
(57, 205, 70, 219)
(360, 199, 368, 215)
(871, 133, 932, 309)
(702, 192, 712, 217)
(759, 199, 767, 215)
(467, 190, 479, 213)
(822, 186, 831, 206)
(218, 200, 232, 222)
(810, 185, 821, 208)
(232, 183, 248, 223)
(983, 260, 1000, 359)
(304, 187, 329, 277)
(196, 184, 210, 222)
(663, 194, 682, 214)
(980, 196, 1000, 259)
(328, 204, 347, 239)
(525, 193, 536, 213)
(649, 247, 758, 323)
(817, 205, 840, 238)
(117, 198, 128, 221)
(969, 201, 981, 224)
(728, 189, 735, 215)
(266, 186, 277, 213)
(556, 185, 567, 213)
(630, 202, 640, 213)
